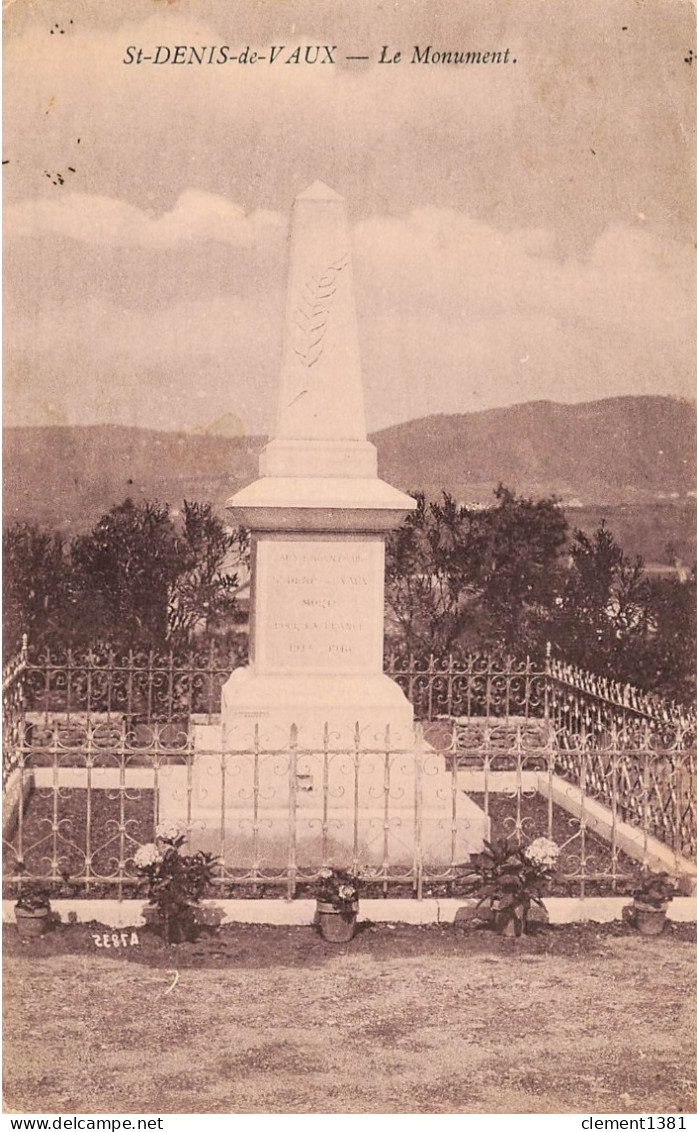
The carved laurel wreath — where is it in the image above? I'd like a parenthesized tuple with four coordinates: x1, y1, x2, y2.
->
(292, 254, 349, 370)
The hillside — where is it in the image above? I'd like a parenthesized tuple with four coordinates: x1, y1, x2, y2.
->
(372, 396, 697, 505)
(3, 397, 696, 560)
(3, 425, 265, 533)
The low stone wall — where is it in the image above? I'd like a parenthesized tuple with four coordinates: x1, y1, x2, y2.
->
(3, 896, 697, 928)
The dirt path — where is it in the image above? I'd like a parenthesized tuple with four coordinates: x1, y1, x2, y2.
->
(4, 923, 696, 1114)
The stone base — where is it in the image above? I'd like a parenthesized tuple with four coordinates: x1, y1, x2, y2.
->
(221, 665, 415, 750)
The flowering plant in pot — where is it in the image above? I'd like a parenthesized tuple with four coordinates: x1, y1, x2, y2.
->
(134, 822, 218, 945)
(14, 883, 53, 939)
(313, 867, 361, 943)
(631, 872, 676, 936)
(466, 836, 560, 937)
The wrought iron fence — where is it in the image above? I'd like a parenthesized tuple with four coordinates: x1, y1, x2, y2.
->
(3, 640, 30, 786)
(12, 642, 694, 739)
(385, 652, 549, 722)
(13, 640, 239, 733)
(545, 656, 696, 750)
(386, 651, 695, 748)
(3, 717, 695, 898)
(3, 641, 695, 899)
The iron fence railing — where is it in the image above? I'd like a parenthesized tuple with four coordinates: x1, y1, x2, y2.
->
(3, 718, 695, 898)
(545, 656, 696, 750)
(15, 641, 238, 732)
(3, 642, 695, 899)
(10, 642, 694, 738)
(2, 640, 28, 789)
(385, 652, 549, 722)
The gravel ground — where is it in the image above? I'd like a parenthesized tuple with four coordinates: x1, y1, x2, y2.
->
(4, 920, 696, 1115)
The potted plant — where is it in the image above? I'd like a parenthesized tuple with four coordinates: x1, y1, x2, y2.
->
(313, 867, 360, 943)
(14, 884, 52, 939)
(631, 872, 676, 936)
(134, 822, 218, 945)
(465, 836, 560, 937)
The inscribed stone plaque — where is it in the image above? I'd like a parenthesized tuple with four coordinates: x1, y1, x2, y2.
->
(254, 537, 385, 674)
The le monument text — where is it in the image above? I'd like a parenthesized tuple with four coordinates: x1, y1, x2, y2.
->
(122, 44, 516, 67)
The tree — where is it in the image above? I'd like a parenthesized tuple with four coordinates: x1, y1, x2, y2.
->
(385, 492, 482, 656)
(167, 501, 249, 646)
(551, 521, 655, 683)
(474, 486, 568, 654)
(5, 498, 249, 655)
(629, 574, 697, 704)
(385, 486, 568, 658)
(70, 499, 185, 649)
(2, 524, 70, 655)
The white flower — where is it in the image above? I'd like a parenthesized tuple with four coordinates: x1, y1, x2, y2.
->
(156, 821, 185, 844)
(134, 843, 162, 869)
(338, 884, 356, 901)
(318, 867, 334, 880)
(524, 837, 560, 870)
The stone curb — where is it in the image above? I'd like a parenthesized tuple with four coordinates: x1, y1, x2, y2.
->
(4, 896, 697, 928)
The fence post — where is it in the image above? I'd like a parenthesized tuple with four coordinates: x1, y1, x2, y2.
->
(252, 723, 261, 891)
(352, 723, 360, 875)
(641, 749, 650, 869)
(578, 736, 587, 900)
(185, 735, 194, 849)
(219, 741, 227, 876)
(321, 722, 330, 866)
(382, 724, 391, 888)
(450, 722, 458, 869)
(85, 735, 93, 892)
(414, 722, 424, 900)
(287, 723, 298, 899)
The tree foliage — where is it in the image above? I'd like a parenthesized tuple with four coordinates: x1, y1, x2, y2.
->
(2, 524, 71, 651)
(550, 522, 696, 701)
(167, 501, 249, 646)
(385, 488, 695, 704)
(3, 498, 248, 655)
(70, 499, 183, 649)
(385, 486, 568, 657)
(4, 487, 694, 705)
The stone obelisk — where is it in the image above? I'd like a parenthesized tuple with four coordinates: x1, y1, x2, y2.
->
(222, 181, 417, 749)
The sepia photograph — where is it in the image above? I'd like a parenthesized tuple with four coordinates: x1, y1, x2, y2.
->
(3, 0, 696, 1120)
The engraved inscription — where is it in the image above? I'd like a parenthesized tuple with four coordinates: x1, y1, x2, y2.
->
(257, 540, 382, 671)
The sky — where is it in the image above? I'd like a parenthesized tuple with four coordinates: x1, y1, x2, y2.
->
(3, 0, 696, 436)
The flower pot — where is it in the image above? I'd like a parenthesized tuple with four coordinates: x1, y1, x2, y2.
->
(162, 909, 196, 945)
(526, 904, 550, 931)
(633, 902, 667, 936)
(15, 907, 50, 939)
(316, 900, 358, 943)
(495, 910, 524, 937)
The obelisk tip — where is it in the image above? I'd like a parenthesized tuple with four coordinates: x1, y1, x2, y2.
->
(295, 180, 344, 202)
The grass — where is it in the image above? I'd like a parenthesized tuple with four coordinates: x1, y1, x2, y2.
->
(3, 920, 696, 1115)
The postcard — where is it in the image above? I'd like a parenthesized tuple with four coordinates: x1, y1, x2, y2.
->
(3, 0, 695, 1120)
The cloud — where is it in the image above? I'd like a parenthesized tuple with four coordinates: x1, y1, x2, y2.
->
(5, 196, 694, 434)
(5, 290, 284, 433)
(6, 190, 285, 248)
(353, 209, 695, 353)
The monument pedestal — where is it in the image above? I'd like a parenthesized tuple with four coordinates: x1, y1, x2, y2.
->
(221, 527, 415, 749)
(222, 668, 414, 750)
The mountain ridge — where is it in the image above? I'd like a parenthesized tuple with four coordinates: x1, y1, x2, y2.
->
(4, 397, 696, 560)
